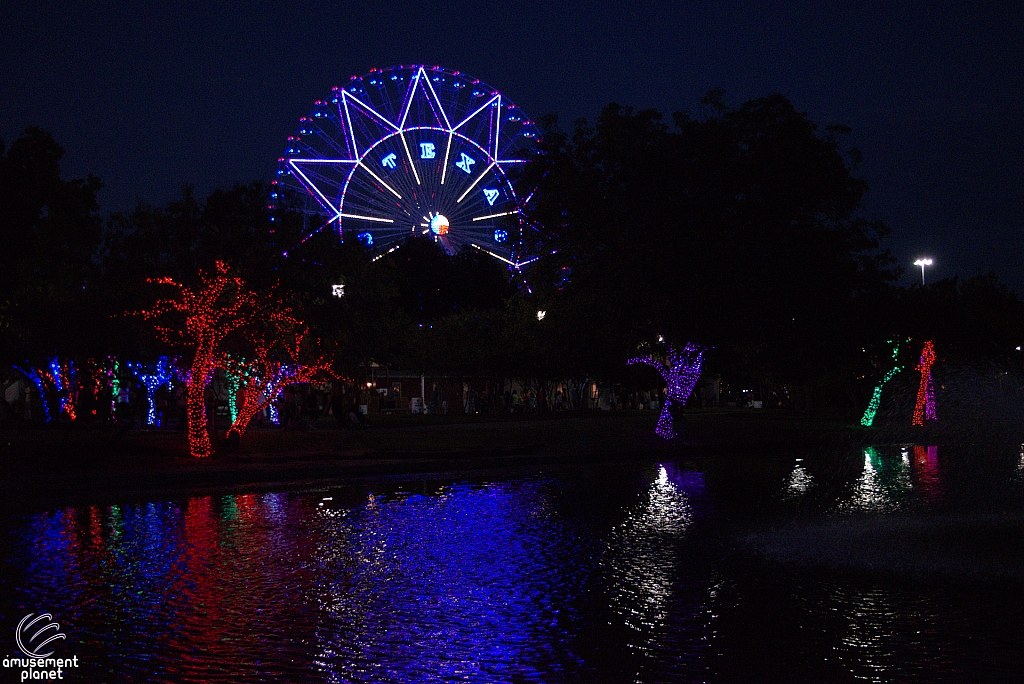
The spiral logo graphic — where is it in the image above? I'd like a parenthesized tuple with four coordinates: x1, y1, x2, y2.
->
(16, 613, 65, 658)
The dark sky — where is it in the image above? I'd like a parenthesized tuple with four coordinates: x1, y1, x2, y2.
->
(3, 1, 1022, 291)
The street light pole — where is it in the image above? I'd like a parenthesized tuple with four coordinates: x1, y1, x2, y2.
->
(913, 258, 933, 285)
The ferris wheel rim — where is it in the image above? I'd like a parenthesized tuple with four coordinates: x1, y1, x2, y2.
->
(275, 64, 541, 269)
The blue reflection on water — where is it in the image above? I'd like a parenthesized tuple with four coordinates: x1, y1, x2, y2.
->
(309, 480, 590, 681)
(9, 470, 704, 681)
(5, 451, 1022, 682)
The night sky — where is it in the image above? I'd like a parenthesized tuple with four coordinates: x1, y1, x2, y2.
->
(3, 1, 1021, 291)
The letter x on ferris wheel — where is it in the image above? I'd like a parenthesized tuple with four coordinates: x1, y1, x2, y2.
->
(272, 65, 543, 271)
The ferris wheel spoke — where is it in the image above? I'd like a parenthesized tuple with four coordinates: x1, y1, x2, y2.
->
(456, 162, 497, 204)
(440, 132, 454, 186)
(399, 132, 421, 186)
(470, 210, 516, 222)
(339, 213, 394, 223)
(356, 161, 402, 199)
(279, 65, 541, 267)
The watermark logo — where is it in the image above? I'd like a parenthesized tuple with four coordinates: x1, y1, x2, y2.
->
(16, 615, 64, 658)
(3, 613, 79, 681)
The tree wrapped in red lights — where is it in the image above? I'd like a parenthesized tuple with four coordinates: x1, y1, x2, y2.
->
(912, 339, 937, 426)
(223, 329, 336, 439)
(135, 261, 302, 457)
(628, 342, 705, 439)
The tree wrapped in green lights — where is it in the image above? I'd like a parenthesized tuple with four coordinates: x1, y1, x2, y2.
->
(860, 339, 905, 427)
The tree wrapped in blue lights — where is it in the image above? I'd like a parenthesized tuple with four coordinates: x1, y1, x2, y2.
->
(127, 357, 175, 427)
(860, 339, 905, 427)
(14, 356, 78, 422)
(628, 342, 705, 439)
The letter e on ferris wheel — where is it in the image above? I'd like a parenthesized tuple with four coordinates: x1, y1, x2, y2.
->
(272, 65, 543, 271)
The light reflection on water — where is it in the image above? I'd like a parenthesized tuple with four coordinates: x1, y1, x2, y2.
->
(838, 446, 942, 515)
(3, 447, 1023, 682)
(307, 481, 585, 682)
(784, 461, 813, 499)
(600, 465, 704, 678)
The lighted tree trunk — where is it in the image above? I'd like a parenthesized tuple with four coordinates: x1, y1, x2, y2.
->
(912, 340, 937, 426)
(628, 342, 705, 440)
(187, 333, 218, 457)
(860, 339, 905, 427)
(126, 356, 174, 427)
(134, 261, 301, 458)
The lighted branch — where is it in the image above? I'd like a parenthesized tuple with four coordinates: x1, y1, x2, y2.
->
(860, 339, 905, 427)
(127, 356, 175, 427)
(912, 339, 937, 426)
(134, 261, 300, 458)
(15, 357, 78, 422)
(627, 342, 705, 439)
(223, 330, 336, 439)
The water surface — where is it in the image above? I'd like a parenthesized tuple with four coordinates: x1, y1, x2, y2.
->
(3, 445, 1023, 682)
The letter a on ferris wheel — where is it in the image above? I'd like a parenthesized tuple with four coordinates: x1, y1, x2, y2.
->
(272, 65, 543, 271)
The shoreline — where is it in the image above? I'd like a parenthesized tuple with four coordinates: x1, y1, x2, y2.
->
(0, 409, 969, 511)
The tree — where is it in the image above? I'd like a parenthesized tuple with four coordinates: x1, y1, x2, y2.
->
(135, 261, 299, 457)
(627, 343, 705, 438)
(224, 328, 334, 439)
(524, 95, 897, 394)
(0, 128, 104, 370)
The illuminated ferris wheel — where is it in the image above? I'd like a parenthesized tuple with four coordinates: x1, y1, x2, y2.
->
(272, 65, 542, 270)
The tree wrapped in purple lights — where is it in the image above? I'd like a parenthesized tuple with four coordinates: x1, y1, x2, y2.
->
(628, 342, 705, 439)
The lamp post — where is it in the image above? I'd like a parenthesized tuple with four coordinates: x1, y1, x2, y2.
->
(913, 258, 933, 285)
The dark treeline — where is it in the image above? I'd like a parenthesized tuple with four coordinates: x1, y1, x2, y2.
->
(519, 93, 1024, 403)
(2, 91, 1023, 416)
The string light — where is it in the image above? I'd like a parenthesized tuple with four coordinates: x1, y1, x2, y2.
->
(107, 358, 123, 417)
(15, 357, 77, 422)
(628, 342, 705, 439)
(50, 358, 77, 421)
(127, 357, 175, 427)
(860, 339, 905, 427)
(912, 339, 937, 426)
(224, 332, 339, 438)
(135, 261, 301, 457)
(222, 354, 255, 424)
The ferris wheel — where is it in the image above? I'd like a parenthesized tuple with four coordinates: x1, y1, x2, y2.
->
(272, 65, 542, 270)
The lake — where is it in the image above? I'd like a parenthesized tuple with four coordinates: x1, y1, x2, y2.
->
(3, 444, 1023, 682)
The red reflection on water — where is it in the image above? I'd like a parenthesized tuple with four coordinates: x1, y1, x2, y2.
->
(88, 506, 102, 549)
(168, 495, 231, 675)
(912, 445, 942, 505)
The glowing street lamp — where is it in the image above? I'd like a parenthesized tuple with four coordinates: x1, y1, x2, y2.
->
(913, 258, 933, 285)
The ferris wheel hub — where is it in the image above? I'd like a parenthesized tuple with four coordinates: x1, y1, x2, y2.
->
(429, 214, 450, 235)
(276, 65, 543, 271)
